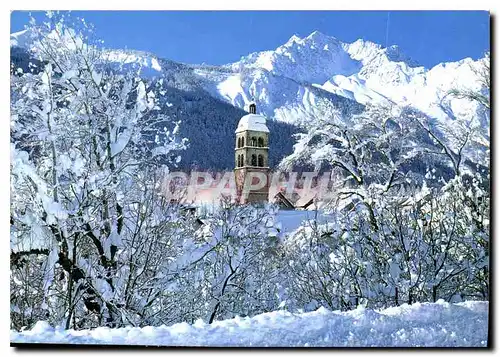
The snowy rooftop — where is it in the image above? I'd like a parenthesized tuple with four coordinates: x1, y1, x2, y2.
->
(235, 114, 269, 134)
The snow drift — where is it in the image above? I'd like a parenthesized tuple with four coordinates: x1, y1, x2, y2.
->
(11, 300, 488, 347)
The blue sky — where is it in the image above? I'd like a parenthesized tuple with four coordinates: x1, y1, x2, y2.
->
(11, 11, 490, 68)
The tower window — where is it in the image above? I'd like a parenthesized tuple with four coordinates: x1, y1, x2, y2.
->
(251, 137, 257, 146)
(251, 154, 257, 166)
(258, 154, 264, 167)
(237, 137, 242, 148)
(258, 137, 264, 147)
(241, 137, 245, 147)
(249, 103, 256, 114)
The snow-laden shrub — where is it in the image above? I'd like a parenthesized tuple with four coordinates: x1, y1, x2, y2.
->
(281, 175, 489, 312)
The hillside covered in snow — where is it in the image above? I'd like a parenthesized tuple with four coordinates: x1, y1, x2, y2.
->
(10, 28, 489, 170)
(11, 300, 489, 347)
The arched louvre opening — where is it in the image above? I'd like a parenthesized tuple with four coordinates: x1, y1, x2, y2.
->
(251, 154, 257, 166)
(258, 137, 264, 147)
(258, 154, 264, 167)
(241, 137, 245, 147)
(251, 137, 257, 147)
(237, 137, 241, 148)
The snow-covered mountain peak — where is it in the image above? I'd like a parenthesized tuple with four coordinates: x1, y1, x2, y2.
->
(11, 26, 488, 143)
(103, 48, 164, 77)
(226, 30, 428, 88)
(305, 30, 339, 45)
(280, 31, 342, 52)
(344, 39, 420, 70)
(285, 34, 302, 45)
(343, 38, 381, 62)
(306, 30, 328, 39)
(229, 31, 359, 84)
(282, 31, 338, 48)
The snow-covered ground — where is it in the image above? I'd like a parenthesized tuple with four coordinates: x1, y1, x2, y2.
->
(276, 209, 334, 233)
(11, 300, 488, 347)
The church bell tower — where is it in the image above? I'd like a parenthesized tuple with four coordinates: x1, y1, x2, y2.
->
(234, 103, 270, 204)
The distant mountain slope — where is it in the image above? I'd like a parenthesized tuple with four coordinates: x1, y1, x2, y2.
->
(218, 31, 487, 125)
(154, 83, 300, 170)
(10, 29, 489, 170)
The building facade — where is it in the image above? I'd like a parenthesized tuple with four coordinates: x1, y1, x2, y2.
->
(234, 103, 270, 204)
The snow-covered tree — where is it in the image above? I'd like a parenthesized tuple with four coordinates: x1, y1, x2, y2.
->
(280, 101, 426, 230)
(10, 13, 186, 330)
(448, 52, 490, 110)
(181, 199, 283, 323)
(278, 71, 489, 311)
